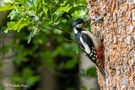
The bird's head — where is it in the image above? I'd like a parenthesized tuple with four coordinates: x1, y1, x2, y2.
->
(72, 19, 85, 33)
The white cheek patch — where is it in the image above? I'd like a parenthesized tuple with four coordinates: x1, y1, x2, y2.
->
(80, 36, 91, 54)
(73, 28, 78, 34)
(76, 23, 83, 28)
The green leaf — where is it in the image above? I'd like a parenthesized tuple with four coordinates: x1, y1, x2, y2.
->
(15, 18, 31, 32)
(22, 68, 33, 79)
(57, 5, 72, 12)
(72, 9, 88, 18)
(80, 67, 97, 77)
(11, 74, 22, 83)
(5, 22, 16, 33)
(8, 10, 20, 20)
(86, 67, 97, 77)
(27, 76, 40, 85)
(5, 18, 31, 32)
(64, 59, 78, 69)
(0, 5, 14, 11)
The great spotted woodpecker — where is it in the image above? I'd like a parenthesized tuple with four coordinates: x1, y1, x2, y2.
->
(72, 19, 106, 78)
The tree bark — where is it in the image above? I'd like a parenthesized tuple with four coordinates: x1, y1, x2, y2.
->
(86, 0, 135, 89)
(0, 30, 15, 90)
(0, 1, 15, 90)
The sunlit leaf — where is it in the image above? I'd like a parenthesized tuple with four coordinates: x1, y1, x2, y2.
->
(57, 5, 72, 12)
(5, 18, 31, 32)
(0, 5, 14, 11)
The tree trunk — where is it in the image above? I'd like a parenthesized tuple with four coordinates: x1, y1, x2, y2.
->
(39, 68, 58, 90)
(0, 31, 15, 90)
(86, 0, 135, 89)
(0, 1, 15, 90)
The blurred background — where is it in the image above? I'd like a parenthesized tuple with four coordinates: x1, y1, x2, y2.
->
(0, 0, 99, 90)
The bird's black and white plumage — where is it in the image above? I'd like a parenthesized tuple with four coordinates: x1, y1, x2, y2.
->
(72, 19, 106, 78)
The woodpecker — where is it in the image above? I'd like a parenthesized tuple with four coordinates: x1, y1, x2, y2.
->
(72, 19, 106, 78)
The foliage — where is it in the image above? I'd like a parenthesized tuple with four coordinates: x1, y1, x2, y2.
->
(0, 0, 92, 90)
(0, 0, 88, 41)
(11, 68, 40, 89)
(80, 67, 97, 77)
(0, 4, 14, 11)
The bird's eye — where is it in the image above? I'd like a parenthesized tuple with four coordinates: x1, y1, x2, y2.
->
(76, 23, 83, 28)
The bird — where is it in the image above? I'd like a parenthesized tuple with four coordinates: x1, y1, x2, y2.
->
(72, 18, 106, 78)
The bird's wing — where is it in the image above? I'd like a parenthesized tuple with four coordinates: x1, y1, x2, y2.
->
(74, 34, 85, 52)
(74, 33, 98, 62)
(81, 33, 98, 61)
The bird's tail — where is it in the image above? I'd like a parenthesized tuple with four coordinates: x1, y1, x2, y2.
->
(95, 63, 107, 79)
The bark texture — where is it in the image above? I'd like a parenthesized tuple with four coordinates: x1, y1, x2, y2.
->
(0, 2, 15, 90)
(86, 0, 135, 89)
(0, 32, 15, 90)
